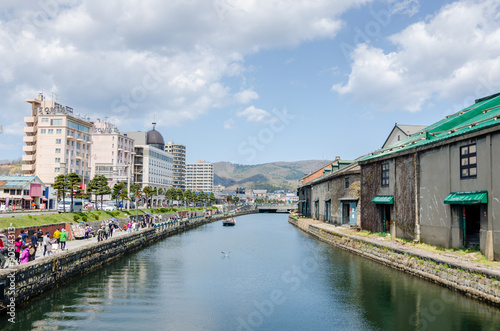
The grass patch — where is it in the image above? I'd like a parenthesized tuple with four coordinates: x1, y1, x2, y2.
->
(1, 206, 218, 228)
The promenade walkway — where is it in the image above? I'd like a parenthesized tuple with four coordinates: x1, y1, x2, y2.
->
(293, 217, 500, 277)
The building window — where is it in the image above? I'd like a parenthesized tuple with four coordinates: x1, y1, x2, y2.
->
(48, 129, 53, 134)
(55, 158, 60, 163)
(345, 177, 350, 188)
(41, 129, 46, 134)
(381, 162, 389, 187)
(56, 139, 61, 144)
(51, 119, 63, 126)
(41, 118, 49, 123)
(55, 168, 60, 173)
(460, 143, 477, 179)
(56, 129, 62, 134)
(55, 148, 61, 154)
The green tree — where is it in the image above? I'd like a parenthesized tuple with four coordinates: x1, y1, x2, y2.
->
(112, 182, 126, 209)
(142, 186, 156, 208)
(226, 195, 233, 203)
(67, 172, 82, 212)
(53, 174, 70, 211)
(87, 175, 111, 210)
(165, 187, 176, 205)
(209, 192, 216, 205)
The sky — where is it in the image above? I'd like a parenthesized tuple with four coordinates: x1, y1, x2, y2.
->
(1, 0, 500, 165)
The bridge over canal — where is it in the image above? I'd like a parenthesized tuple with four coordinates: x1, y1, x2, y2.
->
(256, 204, 297, 213)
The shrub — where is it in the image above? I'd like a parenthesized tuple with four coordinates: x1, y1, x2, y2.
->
(82, 215, 88, 222)
(73, 215, 80, 222)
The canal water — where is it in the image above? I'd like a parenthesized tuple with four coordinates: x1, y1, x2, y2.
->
(1, 213, 499, 330)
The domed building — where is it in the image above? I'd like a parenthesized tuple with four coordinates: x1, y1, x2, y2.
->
(123, 123, 174, 207)
(146, 123, 165, 151)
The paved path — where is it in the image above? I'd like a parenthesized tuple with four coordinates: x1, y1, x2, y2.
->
(295, 217, 500, 277)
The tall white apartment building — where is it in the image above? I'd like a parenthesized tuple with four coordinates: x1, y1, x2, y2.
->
(165, 142, 186, 190)
(124, 124, 173, 193)
(23, 93, 92, 186)
(90, 120, 135, 187)
(186, 160, 213, 193)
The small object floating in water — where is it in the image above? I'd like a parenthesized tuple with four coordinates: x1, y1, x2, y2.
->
(223, 218, 235, 226)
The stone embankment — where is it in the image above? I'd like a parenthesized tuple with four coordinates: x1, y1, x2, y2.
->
(289, 217, 500, 307)
(0, 209, 257, 316)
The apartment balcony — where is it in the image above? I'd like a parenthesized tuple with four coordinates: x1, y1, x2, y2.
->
(22, 155, 35, 162)
(24, 116, 35, 124)
(23, 145, 35, 153)
(22, 164, 35, 172)
(23, 126, 36, 134)
(23, 136, 36, 143)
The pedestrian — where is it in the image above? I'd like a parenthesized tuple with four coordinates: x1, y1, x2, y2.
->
(109, 222, 113, 238)
(104, 224, 109, 240)
(30, 231, 38, 260)
(43, 233, 54, 256)
(53, 228, 61, 246)
(97, 226, 104, 242)
(14, 236, 22, 262)
(37, 228, 44, 246)
(84, 224, 91, 239)
(60, 229, 68, 250)
(127, 220, 132, 233)
(20, 230, 28, 245)
(28, 243, 36, 262)
(132, 220, 137, 232)
(20, 244, 30, 264)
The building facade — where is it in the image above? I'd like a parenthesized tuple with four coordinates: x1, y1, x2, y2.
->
(23, 93, 92, 186)
(360, 92, 500, 260)
(165, 142, 186, 190)
(90, 120, 135, 187)
(0, 175, 48, 210)
(124, 126, 173, 195)
(186, 160, 213, 192)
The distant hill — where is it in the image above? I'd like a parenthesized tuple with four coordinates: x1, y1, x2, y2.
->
(0, 160, 22, 176)
(213, 160, 332, 191)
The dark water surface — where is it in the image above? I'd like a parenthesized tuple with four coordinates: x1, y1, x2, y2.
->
(1, 213, 499, 330)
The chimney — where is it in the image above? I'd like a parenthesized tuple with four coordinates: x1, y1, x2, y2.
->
(335, 156, 340, 162)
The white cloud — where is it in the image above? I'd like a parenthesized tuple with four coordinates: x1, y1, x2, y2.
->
(333, 0, 500, 112)
(237, 105, 270, 122)
(0, 0, 371, 136)
(235, 89, 259, 104)
(224, 118, 235, 129)
(389, 0, 420, 17)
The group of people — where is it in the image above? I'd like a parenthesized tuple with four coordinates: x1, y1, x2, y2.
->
(0, 227, 69, 268)
(95, 220, 118, 242)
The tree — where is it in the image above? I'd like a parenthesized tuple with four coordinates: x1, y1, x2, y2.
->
(87, 175, 111, 210)
(67, 172, 82, 212)
(165, 187, 176, 205)
(226, 195, 233, 203)
(112, 182, 127, 209)
(53, 174, 70, 211)
(209, 192, 216, 205)
(142, 186, 156, 208)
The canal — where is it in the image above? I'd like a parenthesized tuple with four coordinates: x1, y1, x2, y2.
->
(1, 213, 499, 330)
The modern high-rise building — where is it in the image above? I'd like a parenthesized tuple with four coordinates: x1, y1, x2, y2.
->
(90, 119, 135, 187)
(186, 160, 213, 193)
(124, 124, 173, 194)
(165, 142, 186, 190)
(23, 93, 93, 186)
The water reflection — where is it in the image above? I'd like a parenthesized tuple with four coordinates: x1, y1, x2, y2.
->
(1, 214, 499, 330)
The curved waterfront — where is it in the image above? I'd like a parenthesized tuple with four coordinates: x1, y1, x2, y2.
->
(1, 213, 499, 330)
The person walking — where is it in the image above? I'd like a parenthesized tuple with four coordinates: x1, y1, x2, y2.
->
(84, 224, 91, 239)
(28, 243, 36, 262)
(20, 244, 30, 264)
(127, 220, 132, 233)
(59, 229, 68, 250)
(30, 231, 38, 260)
(14, 236, 22, 262)
(37, 228, 44, 247)
(20, 230, 28, 245)
(97, 226, 104, 242)
(43, 233, 54, 256)
(53, 228, 61, 247)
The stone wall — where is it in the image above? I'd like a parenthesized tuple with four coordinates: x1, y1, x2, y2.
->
(289, 217, 500, 306)
(0, 209, 257, 315)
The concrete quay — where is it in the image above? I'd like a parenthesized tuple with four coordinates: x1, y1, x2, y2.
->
(289, 216, 500, 307)
(0, 209, 257, 316)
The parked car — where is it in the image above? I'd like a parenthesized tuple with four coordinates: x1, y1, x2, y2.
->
(102, 203, 117, 211)
(57, 199, 83, 213)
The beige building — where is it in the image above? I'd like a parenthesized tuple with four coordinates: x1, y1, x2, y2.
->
(90, 120, 135, 187)
(23, 93, 93, 186)
(165, 142, 186, 190)
(186, 160, 213, 193)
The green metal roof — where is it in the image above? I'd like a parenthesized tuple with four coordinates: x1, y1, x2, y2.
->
(362, 93, 500, 162)
(0, 176, 45, 189)
(372, 195, 394, 204)
(444, 191, 488, 205)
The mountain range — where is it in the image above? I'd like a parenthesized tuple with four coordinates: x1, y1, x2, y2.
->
(213, 160, 332, 191)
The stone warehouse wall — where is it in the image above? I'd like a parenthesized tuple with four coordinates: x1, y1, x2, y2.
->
(288, 217, 500, 306)
(0, 209, 257, 316)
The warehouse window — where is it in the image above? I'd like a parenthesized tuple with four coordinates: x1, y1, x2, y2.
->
(460, 143, 477, 179)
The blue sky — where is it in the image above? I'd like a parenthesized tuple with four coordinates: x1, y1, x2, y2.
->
(1, 0, 500, 165)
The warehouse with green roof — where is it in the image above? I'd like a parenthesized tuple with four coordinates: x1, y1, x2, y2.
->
(359, 92, 500, 260)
